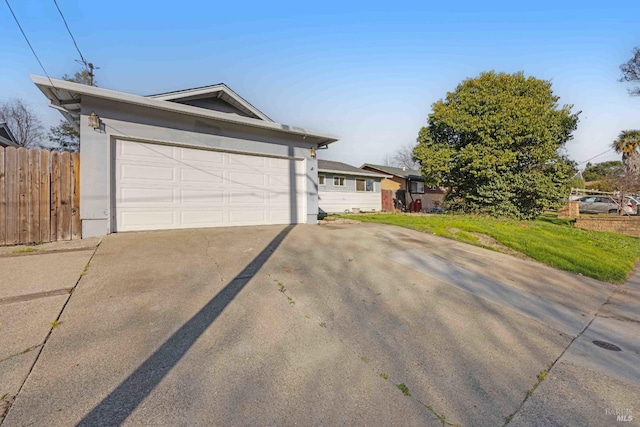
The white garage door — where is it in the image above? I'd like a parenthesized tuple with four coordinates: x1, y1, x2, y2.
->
(114, 140, 305, 232)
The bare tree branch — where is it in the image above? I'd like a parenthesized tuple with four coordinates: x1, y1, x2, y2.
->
(0, 98, 44, 148)
(620, 47, 640, 96)
(391, 142, 420, 170)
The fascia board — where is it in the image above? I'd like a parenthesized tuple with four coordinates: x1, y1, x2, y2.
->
(318, 168, 392, 179)
(31, 75, 338, 145)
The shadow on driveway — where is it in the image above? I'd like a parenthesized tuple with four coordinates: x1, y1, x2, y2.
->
(77, 225, 294, 426)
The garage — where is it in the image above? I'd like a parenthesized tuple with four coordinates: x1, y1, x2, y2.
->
(115, 140, 305, 231)
(32, 76, 338, 237)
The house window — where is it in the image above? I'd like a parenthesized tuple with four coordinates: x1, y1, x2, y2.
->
(410, 181, 425, 194)
(333, 176, 345, 187)
(318, 175, 325, 186)
(356, 178, 375, 192)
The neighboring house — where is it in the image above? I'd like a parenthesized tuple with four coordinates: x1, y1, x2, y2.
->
(32, 76, 338, 237)
(318, 160, 390, 213)
(0, 122, 18, 147)
(360, 164, 445, 212)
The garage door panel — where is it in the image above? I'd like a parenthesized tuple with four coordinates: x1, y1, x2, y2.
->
(269, 174, 291, 186)
(269, 157, 291, 169)
(115, 140, 305, 232)
(229, 210, 266, 223)
(180, 148, 223, 164)
(229, 190, 266, 204)
(180, 189, 224, 204)
(120, 141, 174, 159)
(180, 168, 224, 184)
(120, 164, 175, 182)
(120, 211, 176, 228)
(121, 188, 175, 205)
(228, 155, 266, 168)
(229, 172, 266, 186)
(269, 191, 293, 204)
(181, 210, 224, 226)
(269, 210, 293, 222)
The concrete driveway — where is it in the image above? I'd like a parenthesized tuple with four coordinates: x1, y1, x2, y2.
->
(2, 222, 638, 426)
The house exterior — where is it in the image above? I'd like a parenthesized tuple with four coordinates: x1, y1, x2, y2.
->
(317, 160, 390, 213)
(32, 76, 338, 237)
(361, 164, 445, 212)
(0, 122, 18, 147)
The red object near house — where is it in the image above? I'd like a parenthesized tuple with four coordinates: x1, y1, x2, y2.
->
(381, 189, 394, 212)
(414, 199, 422, 212)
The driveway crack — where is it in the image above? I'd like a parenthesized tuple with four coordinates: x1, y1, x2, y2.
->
(268, 273, 461, 426)
(502, 282, 624, 426)
(0, 240, 102, 426)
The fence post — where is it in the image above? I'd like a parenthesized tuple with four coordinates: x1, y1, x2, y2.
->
(59, 151, 71, 241)
(71, 152, 81, 240)
(28, 148, 40, 243)
(0, 148, 5, 246)
(50, 151, 60, 242)
(40, 149, 51, 242)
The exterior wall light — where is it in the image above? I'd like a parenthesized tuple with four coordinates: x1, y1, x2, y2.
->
(88, 112, 100, 129)
(310, 146, 316, 158)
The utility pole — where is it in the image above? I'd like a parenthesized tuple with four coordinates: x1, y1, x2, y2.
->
(88, 63, 95, 86)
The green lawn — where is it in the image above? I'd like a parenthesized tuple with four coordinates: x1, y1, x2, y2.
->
(336, 213, 640, 283)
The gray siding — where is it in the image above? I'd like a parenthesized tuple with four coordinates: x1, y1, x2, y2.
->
(318, 173, 380, 193)
(173, 97, 252, 118)
(79, 96, 319, 236)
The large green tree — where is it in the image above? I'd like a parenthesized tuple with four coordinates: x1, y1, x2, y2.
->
(413, 71, 580, 219)
(47, 69, 95, 152)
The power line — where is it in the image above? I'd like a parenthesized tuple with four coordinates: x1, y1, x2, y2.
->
(577, 148, 615, 166)
(52, 0, 87, 66)
(3, 0, 56, 88)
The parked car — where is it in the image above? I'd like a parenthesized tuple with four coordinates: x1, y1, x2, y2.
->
(623, 196, 639, 215)
(577, 196, 620, 214)
(577, 195, 639, 215)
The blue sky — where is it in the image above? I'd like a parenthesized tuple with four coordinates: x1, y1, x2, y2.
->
(1, 0, 639, 169)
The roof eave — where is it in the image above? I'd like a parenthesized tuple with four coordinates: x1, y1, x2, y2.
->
(148, 83, 274, 122)
(318, 168, 391, 178)
(31, 75, 339, 144)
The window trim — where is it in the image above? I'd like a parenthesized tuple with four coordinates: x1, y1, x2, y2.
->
(318, 174, 326, 186)
(356, 178, 375, 192)
(409, 180, 425, 194)
(333, 176, 346, 187)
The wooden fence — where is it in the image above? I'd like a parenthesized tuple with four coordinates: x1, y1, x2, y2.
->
(0, 147, 80, 246)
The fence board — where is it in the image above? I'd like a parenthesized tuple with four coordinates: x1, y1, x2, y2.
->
(59, 152, 71, 241)
(39, 150, 51, 242)
(71, 152, 81, 239)
(18, 148, 29, 243)
(50, 151, 60, 242)
(0, 148, 5, 245)
(4, 148, 18, 245)
(28, 149, 40, 243)
(0, 147, 80, 245)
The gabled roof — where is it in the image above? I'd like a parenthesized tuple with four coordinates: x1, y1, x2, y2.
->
(147, 83, 273, 122)
(318, 160, 391, 178)
(361, 163, 423, 180)
(31, 75, 338, 146)
(0, 122, 18, 147)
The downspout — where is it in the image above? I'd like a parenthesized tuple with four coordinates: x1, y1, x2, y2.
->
(406, 177, 414, 211)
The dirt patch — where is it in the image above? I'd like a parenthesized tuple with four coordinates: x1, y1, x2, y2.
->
(319, 218, 361, 225)
(469, 232, 531, 260)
